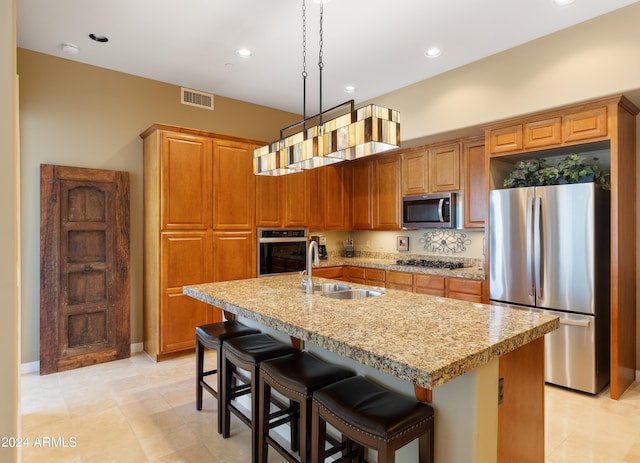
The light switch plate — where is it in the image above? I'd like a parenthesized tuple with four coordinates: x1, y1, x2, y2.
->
(397, 236, 409, 252)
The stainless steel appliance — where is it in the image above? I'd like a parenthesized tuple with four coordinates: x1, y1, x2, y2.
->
(402, 192, 456, 229)
(257, 229, 308, 277)
(489, 182, 610, 394)
(311, 235, 328, 260)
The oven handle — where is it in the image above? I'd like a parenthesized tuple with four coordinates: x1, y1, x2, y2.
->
(258, 237, 308, 243)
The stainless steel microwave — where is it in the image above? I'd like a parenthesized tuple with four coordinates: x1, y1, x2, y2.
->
(402, 193, 456, 229)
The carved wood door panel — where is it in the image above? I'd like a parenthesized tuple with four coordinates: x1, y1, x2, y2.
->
(40, 164, 130, 375)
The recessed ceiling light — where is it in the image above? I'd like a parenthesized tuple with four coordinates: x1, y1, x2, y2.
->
(344, 85, 356, 93)
(235, 48, 252, 58)
(424, 47, 442, 58)
(553, 0, 575, 5)
(61, 43, 80, 55)
(89, 33, 109, 43)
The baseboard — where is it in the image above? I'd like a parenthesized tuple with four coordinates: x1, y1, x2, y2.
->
(21, 343, 146, 375)
(21, 361, 40, 375)
(131, 342, 144, 354)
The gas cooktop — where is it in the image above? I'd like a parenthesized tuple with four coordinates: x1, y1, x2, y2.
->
(395, 259, 465, 270)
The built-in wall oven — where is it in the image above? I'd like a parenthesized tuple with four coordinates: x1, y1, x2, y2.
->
(257, 229, 308, 277)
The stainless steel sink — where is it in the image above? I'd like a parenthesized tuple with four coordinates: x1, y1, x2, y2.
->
(311, 283, 352, 293)
(320, 288, 385, 300)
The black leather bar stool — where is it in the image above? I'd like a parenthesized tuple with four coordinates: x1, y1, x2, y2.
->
(258, 351, 356, 463)
(195, 321, 260, 433)
(221, 333, 300, 463)
(311, 376, 435, 463)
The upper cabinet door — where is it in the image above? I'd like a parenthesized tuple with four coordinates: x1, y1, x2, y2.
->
(429, 143, 461, 192)
(213, 139, 255, 229)
(462, 138, 487, 229)
(401, 149, 429, 195)
(323, 164, 352, 230)
(255, 175, 282, 227)
(374, 154, 402, 230)
(283, 171, 308, 227)
(161, 132, 213, 230)
(351, 160, 374, 230)
(306, 168, 324, 230)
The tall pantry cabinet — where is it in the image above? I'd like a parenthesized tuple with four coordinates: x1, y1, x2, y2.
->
(141, 124, 259, 360)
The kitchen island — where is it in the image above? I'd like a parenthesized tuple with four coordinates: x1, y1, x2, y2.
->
(184, 274, 558, 463)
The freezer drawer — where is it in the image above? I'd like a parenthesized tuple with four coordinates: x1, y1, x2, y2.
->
(491, 302, 609, 394)
(544, 311, 602, 394)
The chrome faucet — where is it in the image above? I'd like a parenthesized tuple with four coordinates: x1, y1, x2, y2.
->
(306, 240, 320, 295)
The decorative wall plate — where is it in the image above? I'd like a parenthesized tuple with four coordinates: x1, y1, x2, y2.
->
(420, 230, 471, 254)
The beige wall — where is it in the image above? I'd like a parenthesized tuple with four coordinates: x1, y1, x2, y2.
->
(2, 0, 19, 461)
(17, 49, 300, 364)
(370, 3, 640, 146)
(17, 2, 640, 371)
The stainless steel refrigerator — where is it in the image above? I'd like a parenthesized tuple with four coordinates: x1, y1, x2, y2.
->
(489, 182, 610, 394)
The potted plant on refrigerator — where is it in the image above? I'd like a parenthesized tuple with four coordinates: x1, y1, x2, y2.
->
(503, 159, 545, 188)
(557, 154, 610, 188)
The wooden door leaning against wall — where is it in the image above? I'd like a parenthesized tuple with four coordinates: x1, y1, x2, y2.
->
(40, 164, 130, 375)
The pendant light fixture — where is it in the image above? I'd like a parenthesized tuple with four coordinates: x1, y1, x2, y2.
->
(253, 0, 400, 176)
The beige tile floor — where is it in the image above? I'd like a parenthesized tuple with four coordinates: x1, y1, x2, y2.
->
(19, 351, 640, 462)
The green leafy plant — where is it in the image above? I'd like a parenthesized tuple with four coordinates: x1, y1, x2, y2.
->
(557, 154, 609, 189)
(534, 165, 560, 185)
(503, 159, 545, 188)
(503, 154, 610, 189)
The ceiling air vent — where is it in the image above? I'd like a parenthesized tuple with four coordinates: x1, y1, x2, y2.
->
(181, 87, 214, 110)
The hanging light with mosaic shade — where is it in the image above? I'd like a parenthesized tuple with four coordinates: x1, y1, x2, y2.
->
(253, 0, 400, 176)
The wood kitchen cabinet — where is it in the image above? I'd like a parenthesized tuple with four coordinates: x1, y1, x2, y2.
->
(400, 142, 460, 195)
(352, 153, 401, 230)
(386, 270, 414, 291)
(159, 231, 214, 354)
(414, 274, 446, 297)
(429, 142, 461, 192)
(315, 264, 485, 302)
(255, 175, 282, 227)
(307, 168, 324, 230)
(345, 266, 366, 284)
(318, 163, 352, 230)
(351, 160, 374, 229)
(401, 148, 429, 195)
(486, 104, 610, 157)
(448, 277, 483, 303)
(462, 137, 487, 229)
(313, 266, 346, 280)
(159, 130, 213, 230)
(141, 123, 262, 360)
(212, 230, 256, 282)
(307, 164, 351, 230)
(256, 170, 309, 228)
(284, 171, 308, 227)
(213, 139, 255, 229)
(374, 154, 402, 229)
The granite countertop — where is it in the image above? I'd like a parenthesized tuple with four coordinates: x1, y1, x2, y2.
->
(315, 256, 486, 281)
(184, 274, 557, 389)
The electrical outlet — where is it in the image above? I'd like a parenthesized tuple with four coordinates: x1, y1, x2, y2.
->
(366, 240, 370, 248)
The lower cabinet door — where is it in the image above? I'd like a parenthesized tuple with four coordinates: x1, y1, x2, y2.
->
(161, 291, 213, 353)
(213, 230, 256, 282)
(160, 231, 214, 355)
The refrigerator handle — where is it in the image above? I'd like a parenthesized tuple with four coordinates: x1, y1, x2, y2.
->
(533, 196, 542, 298)
(526, 196, 535, 297)
(559, 318, 591, 328)
(438, 198, 444, 222)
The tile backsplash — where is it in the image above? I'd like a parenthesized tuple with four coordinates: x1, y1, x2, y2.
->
(310, 229, 486, 260)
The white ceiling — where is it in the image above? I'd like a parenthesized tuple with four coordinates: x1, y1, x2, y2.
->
(17, 0, 640, 115)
